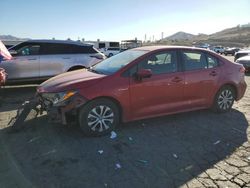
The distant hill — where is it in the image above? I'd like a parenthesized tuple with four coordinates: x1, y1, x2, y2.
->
(158, 25, 250, 47)
(0, 35, 29, 41)
(163, 31, 195, 41)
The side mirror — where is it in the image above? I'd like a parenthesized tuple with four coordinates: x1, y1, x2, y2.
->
(9, 50, 17, 55)
(136, 69, 152, 80)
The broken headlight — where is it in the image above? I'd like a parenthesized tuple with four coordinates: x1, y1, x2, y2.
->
(42, 91, 77, 107)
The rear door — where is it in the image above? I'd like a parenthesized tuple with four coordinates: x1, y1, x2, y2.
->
(129, 50, 185, 119)
(181, 50, 220, 108)
(2, 42, 40, 79)
(39, 43, 74, 78)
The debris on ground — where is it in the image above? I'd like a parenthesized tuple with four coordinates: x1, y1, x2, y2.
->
(173, 153, 178, 159)
(128, 137, 133, 141)
(110, 131, 117, 139)
(98, 150, 104, 154)
(213, 140, 221, 145)
(137, 159, 148, 164)
(232, 128, 244, 134)
(115, 163, 122, 169)
(28, 136, 41, 143)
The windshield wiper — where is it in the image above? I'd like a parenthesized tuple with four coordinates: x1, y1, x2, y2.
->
(87, 67, 104, 74)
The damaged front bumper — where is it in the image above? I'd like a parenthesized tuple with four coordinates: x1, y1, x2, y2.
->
(37, 93, 87, 125)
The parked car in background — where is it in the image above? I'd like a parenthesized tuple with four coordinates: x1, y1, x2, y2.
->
(0, 68, 7, 86)
(213, 46, 225, 54)
(234, 49, 250, 62)
(0, 40, 105, 83)
(103, 47, 120, 57)
(223, 47, 240, 56)
(37, 46, 247, 136)
(236, 55, 250, 72)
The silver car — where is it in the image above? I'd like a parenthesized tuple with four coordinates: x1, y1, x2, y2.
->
(0, 40, 105, 83)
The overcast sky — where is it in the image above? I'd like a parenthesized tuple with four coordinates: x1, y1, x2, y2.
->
(0, 0, 249, 41)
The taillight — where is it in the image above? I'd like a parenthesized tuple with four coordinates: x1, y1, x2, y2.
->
(240, 66, 245, 73)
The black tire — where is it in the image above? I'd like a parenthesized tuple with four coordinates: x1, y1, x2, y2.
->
(79, 99, 119, 136)
(212, 86, 235, 113)
(108, 53, 113, 57)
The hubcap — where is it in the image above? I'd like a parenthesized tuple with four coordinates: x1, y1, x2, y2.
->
(87, 105, 114, 132)
(218, 89, 234, 110)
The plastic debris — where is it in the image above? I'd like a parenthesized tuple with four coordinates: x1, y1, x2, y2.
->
(213, 140, 221, 145)
(232, 128, 244, 134)
(173, 153, 178, 159)
(28, 136, 41, 143)
(247, 156, 250, 161)
(115, 163, 122, 169)
(98, 150, 104, 154)
(128, 137, 133, 141)
(104, 183, 108, 187)
(137, 159, 148, 164)
(110, 131, 117, 139)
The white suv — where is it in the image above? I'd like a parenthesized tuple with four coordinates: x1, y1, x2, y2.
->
(1, 40, 105, 83)
(103, 47, 120, 57)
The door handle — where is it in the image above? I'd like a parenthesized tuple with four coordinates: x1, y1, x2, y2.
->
(62, 57, 71, 59)
(209, 71, 217, 76)
(171, 77, 183, 83)
(28, 58, 37, 60)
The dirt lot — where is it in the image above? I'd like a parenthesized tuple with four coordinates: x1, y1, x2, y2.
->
(0, 55, 249, 188)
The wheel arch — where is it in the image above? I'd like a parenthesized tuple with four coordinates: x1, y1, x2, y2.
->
(82, 96, 124, 122)
(216, 83, 238, 99)
(67, 65, 86, 72)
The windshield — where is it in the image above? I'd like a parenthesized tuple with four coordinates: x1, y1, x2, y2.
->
(90, 50, 147, 75)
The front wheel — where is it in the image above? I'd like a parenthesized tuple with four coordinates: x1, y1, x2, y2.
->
(212, 86, 235, 113)
(79, 99, 119, 136)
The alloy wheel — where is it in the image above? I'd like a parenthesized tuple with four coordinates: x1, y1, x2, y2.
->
(87, 105, 114, 132)
(217, 89, 234, 110)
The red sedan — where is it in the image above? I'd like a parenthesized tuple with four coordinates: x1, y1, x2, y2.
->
(37, 46, 247, 136)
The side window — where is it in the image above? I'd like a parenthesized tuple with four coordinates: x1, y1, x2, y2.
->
(72, 45, 97, 54)
(138, 51, 177, 75)
(182, 51, 207, 71)
(207, 54, 218, 68)
(41, 43, 73, 55)
(16, 45, 40, 56)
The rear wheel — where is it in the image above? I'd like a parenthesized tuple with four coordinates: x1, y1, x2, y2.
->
(212, 86, 235, 113)
(79, 99, 119, 136)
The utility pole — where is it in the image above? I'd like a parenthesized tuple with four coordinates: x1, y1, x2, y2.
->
(161, 32, 164, 40)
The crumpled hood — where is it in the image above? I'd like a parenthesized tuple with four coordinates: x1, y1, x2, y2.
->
(37, 69, 106, 93)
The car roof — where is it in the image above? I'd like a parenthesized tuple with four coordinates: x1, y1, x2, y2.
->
(237, 55, 250, 61)
(236, 49, 250, 54)
(24, 39, 92, 46)
(131, 45, 213, 52)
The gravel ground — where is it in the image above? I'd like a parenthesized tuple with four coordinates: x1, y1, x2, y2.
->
(0, 55, 249, 188)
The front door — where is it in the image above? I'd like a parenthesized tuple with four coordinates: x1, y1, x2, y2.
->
(4, 43, 40, 80)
